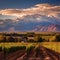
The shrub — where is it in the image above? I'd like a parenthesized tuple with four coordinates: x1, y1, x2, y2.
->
(0, 46, 2, 51)
(4, 46, 26, 54)
(27, 45, 35, 56)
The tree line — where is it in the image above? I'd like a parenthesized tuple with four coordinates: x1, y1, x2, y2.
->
(0, 35, 60, 42)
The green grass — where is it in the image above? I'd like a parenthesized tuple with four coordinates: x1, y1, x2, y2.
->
(0, 42, 60, 53)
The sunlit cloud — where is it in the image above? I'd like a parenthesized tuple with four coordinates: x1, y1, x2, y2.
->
(0, 3, 60, 32)
(0, 3, 60, 21)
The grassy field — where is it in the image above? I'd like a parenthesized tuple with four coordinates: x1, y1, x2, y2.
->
(0, 42, 60, 53)
(41, 42, 60, 53)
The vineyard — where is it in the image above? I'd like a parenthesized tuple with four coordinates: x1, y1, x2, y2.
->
(0, 42, 60, 60)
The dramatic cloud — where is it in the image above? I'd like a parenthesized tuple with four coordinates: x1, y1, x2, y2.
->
(0, 3, 60, 20)
(0, 3, 60, 32)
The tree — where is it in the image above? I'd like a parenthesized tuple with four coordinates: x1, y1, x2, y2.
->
(55, 35, 60, 42)
(37, 36, 44, 42)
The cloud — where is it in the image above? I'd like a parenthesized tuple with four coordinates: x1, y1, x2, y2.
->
(0, 3, 60, 32)
(0, 3, 60, 21)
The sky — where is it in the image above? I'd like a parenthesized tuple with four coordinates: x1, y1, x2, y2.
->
(0, 0, 60, 32)
(0, 0, 60, 9)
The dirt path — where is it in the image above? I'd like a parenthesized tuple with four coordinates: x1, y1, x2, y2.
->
(0, 46, 60, 60)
